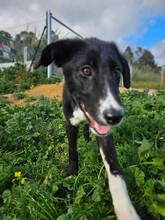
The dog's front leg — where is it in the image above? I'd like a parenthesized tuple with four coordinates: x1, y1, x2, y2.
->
(65, 122, 79, 177)
(97, 134, 140, 220)
(83, 124, 90, 142)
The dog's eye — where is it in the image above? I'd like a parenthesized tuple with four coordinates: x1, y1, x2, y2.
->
(81, 66, 92, 76)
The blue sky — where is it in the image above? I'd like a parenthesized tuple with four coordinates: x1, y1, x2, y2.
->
(125, 16, 165, 49)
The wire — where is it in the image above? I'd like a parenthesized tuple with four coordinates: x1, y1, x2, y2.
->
(51, 15, 83, 39)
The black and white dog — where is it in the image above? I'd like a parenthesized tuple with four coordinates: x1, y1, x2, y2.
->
(36, 38, 140, 220)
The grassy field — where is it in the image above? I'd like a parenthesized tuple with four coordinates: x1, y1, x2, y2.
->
(0, 90, 165, 219)
(0, 63, 164, 97)
(131, 66, 165, 89)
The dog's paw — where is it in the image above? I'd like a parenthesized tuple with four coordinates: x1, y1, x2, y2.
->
(64, 169, 78, 178)
(65, 175, 73, 180)
(64, 172, 77, 179)
(64, 161, 78, 178)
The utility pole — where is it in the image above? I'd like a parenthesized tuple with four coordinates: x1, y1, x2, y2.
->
(161, 65, 165, 88)
(45, 9, 83, 78)
(160, 51, 165, 88)
(46, 10, 52, 78)
(24, 47, 27, 64)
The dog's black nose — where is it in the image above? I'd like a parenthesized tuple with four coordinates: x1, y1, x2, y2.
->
(104, 110, 123, 125)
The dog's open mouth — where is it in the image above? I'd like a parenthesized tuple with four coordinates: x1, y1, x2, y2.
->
(81, 104, 110, 135)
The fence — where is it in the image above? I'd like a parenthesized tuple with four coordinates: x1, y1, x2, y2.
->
(0, 33, 34, 69)
(30, 10, 83, 78)
(0, 10, 164, 89)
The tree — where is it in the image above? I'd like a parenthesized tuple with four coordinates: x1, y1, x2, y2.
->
(15, 31, 39, 61)
(134, 47, 143, 63)
(138, 49, 157, 68)
(123, 46, 133, 64)
(15, 31, 37, 48)
(0, 30, 12, 40)
(0, 30, 13, 48)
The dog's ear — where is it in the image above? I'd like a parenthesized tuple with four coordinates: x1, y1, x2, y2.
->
(35, 39, 85, 68)
(120, 56, 131, 89)
(110, 43, 131, 89)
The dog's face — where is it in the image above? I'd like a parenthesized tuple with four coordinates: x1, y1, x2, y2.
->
(36, 38, 130, 136)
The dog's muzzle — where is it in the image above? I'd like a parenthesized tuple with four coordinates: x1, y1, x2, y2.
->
(103, 108, 124, 125)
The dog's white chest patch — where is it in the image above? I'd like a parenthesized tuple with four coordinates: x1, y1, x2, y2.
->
(70, 107, 86, 126)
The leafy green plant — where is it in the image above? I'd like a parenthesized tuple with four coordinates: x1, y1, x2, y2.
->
(0, 64, 63, 94)
(46, 74, 63, 84)
(13, 92, 26, 100)
(0, 96, 11, 107)
(0, 79, 16, 94)
(0, 91, 164, 219)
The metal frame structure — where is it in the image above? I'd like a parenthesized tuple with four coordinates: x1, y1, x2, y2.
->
(46, 10, 53, 78)
(29, 10, 83, 76)
(46, 10, 83, 78)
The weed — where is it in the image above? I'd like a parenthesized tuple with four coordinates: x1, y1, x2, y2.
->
(0, 91, 164, 219)
(0, 64, 63, 94)
(13, 92, 26, 100)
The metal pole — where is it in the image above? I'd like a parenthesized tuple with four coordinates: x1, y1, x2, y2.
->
(161, 66, 164, 88)
(46, 10, 52, 78)
(24, 47, 27, 64)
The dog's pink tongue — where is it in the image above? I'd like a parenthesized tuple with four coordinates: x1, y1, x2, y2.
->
(91, 119, 110, 134)
(83, 107, 110, 135)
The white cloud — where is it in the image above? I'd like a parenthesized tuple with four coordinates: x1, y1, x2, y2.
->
(142, 0, 165, 14)
(151, 40, 165, 66)
(0, 0, 165, 45)
(29, 3, 41, 12)
(53, 0, 143, 40)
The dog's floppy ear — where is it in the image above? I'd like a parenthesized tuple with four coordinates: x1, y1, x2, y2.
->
(120, 56, 131, 89)
(35, 38, 85, 68)
(110, 43, 131, 89)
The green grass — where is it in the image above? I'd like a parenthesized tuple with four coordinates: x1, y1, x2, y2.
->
(0, 63, 164, 96)
(0, 91, 165, 219)
(131, 66, 165, 89)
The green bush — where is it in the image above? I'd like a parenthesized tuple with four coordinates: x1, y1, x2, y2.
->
(0, 79, 16, 94)
(0, 91, 165, 219)
(46, 74, 63, 84)
(0, 96, 11, 107)
(0, 63, 27, 94)
(0, 64, 63, 94)
(18, 79, 34, 91)
(13, 92, 26, 100)
(0, 63, 26, 82)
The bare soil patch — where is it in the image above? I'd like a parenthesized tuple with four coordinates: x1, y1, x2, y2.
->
(4, 84, 157, 106)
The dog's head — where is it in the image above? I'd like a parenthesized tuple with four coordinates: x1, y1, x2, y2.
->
(36, 38, 130, 136)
